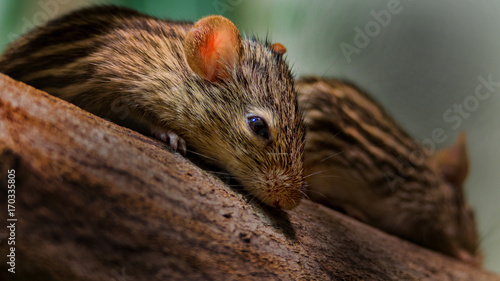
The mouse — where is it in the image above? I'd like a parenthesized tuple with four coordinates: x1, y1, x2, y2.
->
(296, 76, 481, 266)
(0, 6, 306, 210)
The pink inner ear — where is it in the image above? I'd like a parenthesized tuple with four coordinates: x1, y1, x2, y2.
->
(185, 15, 242, 82)
(200, 33, 218, 81)
(200, 26, 240, 81)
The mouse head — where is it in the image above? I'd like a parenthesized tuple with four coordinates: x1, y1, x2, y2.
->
(384, 133, 481, 266)
(429, 132, 481, 265)
(184, 15, 305, 209)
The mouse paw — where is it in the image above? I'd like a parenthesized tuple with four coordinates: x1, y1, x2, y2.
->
(151, 127, 186, 155)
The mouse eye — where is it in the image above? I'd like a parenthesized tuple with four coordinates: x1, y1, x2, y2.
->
(247, 115, 270, 141)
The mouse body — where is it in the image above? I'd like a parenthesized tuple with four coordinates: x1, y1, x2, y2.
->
(0, 6, 305, 210)
(297, 76, 481, 265)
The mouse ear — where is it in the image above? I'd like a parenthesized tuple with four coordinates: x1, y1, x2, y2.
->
(184, 15, 242, 82)
(270, 43, 287, 56)
(432, 132, 469, 186)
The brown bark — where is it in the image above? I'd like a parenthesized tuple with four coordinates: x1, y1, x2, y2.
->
(0, 73, 498, 281)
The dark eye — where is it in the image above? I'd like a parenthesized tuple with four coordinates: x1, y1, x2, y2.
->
(247, 115, 270, 140)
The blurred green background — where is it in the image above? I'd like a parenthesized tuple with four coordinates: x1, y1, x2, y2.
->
(1, 0, 499, 274)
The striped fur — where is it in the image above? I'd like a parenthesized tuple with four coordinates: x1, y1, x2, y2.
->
(0, 6, 305, 210)
(297, 77, 480, 264)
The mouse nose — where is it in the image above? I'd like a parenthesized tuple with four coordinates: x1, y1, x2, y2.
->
(261, 169, 304, 210)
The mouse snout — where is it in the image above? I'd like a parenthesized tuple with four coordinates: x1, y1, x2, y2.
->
(261, 169, 303, 210)
(456, 249, 482, 267)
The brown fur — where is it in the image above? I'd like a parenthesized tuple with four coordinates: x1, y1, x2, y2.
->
(0, 6, 305, 210)
(297, 76, 480, 265)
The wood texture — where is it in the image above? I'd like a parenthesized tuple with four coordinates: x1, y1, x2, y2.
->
(0, 73, 498, 281)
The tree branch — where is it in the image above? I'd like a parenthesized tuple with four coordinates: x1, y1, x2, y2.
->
(0, 73, 498, 281)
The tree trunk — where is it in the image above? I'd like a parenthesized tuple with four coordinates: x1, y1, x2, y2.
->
(0, 73, 498, 281)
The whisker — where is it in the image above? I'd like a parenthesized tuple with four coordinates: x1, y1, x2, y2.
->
(315, 130, 343, 153)
(186, 149, 221, 164)
(267, 152, 288, 156)
(316, 174, 363, 184)
(305, 189, 337, 207)
(303, 170, 324, 179)
(304, 168, 363, 185)
(207, 170, 231, 176)
(320, 150, 344, 162)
